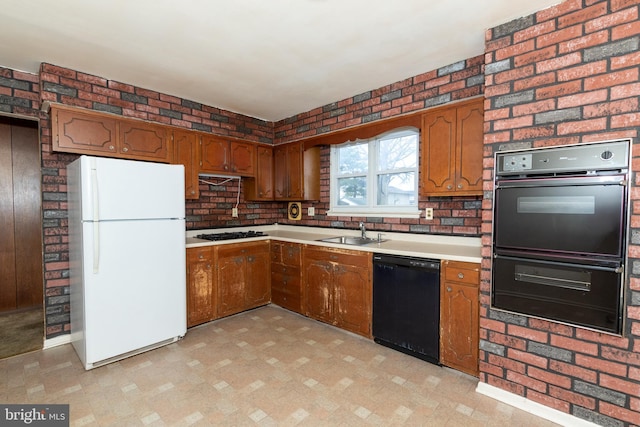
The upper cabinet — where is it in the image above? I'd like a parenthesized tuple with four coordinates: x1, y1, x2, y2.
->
(274, 142, 320, 201)
(200, 135, 256, 177)
(245, 145, 274, 201)
(51, 104, 172, 163)
(419, 98, 484, 196)
(172, 129, 200, 200)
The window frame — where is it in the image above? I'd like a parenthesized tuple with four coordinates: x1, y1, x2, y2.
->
(328, 127, 420, 218)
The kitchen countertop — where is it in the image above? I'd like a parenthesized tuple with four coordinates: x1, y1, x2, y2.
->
(186, 224, 482, 263)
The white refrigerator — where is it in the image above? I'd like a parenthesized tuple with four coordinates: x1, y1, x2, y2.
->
(67, 155, 187, 370)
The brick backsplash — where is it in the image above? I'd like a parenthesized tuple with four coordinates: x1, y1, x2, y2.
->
(481, 1, 640, 426)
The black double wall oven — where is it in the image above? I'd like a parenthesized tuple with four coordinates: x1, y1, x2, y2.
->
(492, 140, 630, 334)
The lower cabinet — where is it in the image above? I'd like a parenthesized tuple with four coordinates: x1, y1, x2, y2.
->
(271, 241, 302, 313)
(186, 247, 215, 328)
(217, 241, 271, 318)
(440, 260, 480, 376)
(302, 245, 372, 338)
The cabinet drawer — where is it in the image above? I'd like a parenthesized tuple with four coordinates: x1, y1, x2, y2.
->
(271, 262, 300, 276)
(443, 261, 480, 285)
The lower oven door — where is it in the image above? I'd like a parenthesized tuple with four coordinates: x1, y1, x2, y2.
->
(492, 254, 623, 334)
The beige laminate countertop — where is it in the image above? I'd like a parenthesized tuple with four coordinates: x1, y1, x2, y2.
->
(186, 224, 482, 263)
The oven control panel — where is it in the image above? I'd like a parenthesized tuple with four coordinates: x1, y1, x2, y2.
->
(496, 139, 630, 176)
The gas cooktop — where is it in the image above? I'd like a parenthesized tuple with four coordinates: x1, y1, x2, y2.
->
(195, 231, 267, 241)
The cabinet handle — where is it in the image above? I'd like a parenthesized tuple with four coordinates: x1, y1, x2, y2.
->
(122, 147, 129, 152)
(458, 272, 464, 279)
(198, 254, 204, 259)
(447, 286, 452, 292)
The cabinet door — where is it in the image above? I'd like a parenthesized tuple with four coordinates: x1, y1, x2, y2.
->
(201, 135, 230, 173)
(173, 130, 200, 199)
(303, 249, 334, 324)
(186, 247, 215, 327)
(271, 242, 302, 313)
(440, 261, 479, 376)
(334, 253, 372, 337)
(245, 242, 271, 308)
(245, 145, 274, 200)
(230, 141, 255, 176)
(420, 108, 456, 194)
(52, 107, 118, 155)
(455, 100, 484, 195)
(119, 120, 171, 162)
(273, 145, 288, 199)
(287, 142, 304, 199)
(217, 248, 247, 317)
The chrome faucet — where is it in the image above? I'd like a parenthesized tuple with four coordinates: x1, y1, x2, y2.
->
(359, 221, 367, 239)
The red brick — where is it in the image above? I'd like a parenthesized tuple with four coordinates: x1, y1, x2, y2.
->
(559, 29, 611, 54)
(586, 68, 640, 90)
(558, 60, 608, 81)
(479, 360, 504, 378)
(496, 39, 536, 61)
(550, 359, 598, 382)
(601, 346, 640, 366)
(538, 24, 584, 49)
(548, 385, 597, 409)
(536, 0, 583, 23)
(484, 82, 512, 98)
(77, 90, 107, 104)
(507, 370, 547, 392)
(514, 20, 557, 43)
(558, 117, 608, 135)
(611, 112, 640, 128)
(507, 324, 549, 343)
(558, 89, 608, 108)
(514, 46, 557, 68)
(107, 80, 134, 93)
(586, 5, 639, 33)
(599, 402, 640, 425)
(536, 80, 583, 100)
(600, 373, 640, 395)
(40, 63, 76, 79)
(493, 116, 534, 131)
(575, 328, 630, 348)
(536, 52, 583, 73)
(584, 98, 639, 118)
(558, 2, 609, 29)
(527, 365, 572, 388)
(611, 50, 640, 69)
(512, 125, 556, 140)
(76, 72, 107, 87)
(488, 353, 526, 374)
(528, 318, 575, 336)
(512, 99, 557, 116)
(424, 75, 451, 90)
(527, 389, 572, 412)
(494, 66, 535, 85)
(611, 0, 640, 12)
(513, 72, 557, 92)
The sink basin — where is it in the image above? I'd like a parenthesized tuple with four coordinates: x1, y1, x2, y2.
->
(317, 236, 387, 246)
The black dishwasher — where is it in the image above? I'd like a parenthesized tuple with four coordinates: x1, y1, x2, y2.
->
(372, 253, 440, 365)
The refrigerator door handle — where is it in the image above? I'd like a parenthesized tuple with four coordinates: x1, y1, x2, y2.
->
(91, 158, 100, 273)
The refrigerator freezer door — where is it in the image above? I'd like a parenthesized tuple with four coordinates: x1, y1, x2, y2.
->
(78, 156, 185, 221)
(80, 218, 186, 366)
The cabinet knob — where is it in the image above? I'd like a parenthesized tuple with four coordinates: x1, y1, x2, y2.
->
(199, 254, 204, 259)
(458, 272, 464, 279)
(191, 190, 196, 195)
(122, 147, 129, 152)
(447, 184, 453, 189)
(457, 184, 463, 189)
(224, 165, 229, 170)
(447, 286, 452, 292)
(109, 145, 115, 151)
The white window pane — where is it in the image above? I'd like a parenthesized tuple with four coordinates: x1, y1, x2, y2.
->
(377, 172, 415, 206)
(338, 177, 367, 206)
(378, 135, 417, 171)
(338, 143, 368, 174)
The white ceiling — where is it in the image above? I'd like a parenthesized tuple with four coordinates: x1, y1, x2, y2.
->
(0, 0, 561, 122)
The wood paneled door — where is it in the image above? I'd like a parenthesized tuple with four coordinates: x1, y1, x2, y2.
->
(0, 116, 43, 312)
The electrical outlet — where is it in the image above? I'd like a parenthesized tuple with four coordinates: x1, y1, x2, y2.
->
(425, 208, 433, 220)
(232, 207, 238, 217)
(308, 207, 315, 216)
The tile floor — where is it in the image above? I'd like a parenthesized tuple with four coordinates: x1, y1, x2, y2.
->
(0, 305, 559, 426)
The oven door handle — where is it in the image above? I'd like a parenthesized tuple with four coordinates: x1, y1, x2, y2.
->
(496, 174, 626, 188)
(514, 271, 591, 292)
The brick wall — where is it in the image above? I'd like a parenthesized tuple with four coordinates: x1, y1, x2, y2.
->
(481, 1, 640, 425)
(268, 56, 486, 236)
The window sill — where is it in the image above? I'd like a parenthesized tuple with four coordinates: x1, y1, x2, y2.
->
(326, 209, 421, 219)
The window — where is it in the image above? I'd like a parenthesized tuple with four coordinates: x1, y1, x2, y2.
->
(329, 127, 419, 217)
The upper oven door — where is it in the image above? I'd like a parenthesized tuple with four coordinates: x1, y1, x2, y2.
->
(494, 175, 627, 257)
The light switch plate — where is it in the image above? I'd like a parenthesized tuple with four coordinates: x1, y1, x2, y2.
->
(232, 207, 238, 217)
(308, 207, 315, 216)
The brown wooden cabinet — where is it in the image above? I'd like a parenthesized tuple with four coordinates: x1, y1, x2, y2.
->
(186, 247, 216, 327)
(172, 129, 200, 199)
(217, 241, 271, 318)
(302, 245, 372, 337)
(420, 98, 483, 196)
(274, 142, 320, 201)
(440, 260, 480, 377)
(245, 145, 274, 201)
(201, 135, 256, 176)
(270, 241, 302, 313)
(51, 104, 172, 162)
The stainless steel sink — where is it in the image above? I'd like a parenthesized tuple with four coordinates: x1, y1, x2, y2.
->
(317, 236, 387, 246)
